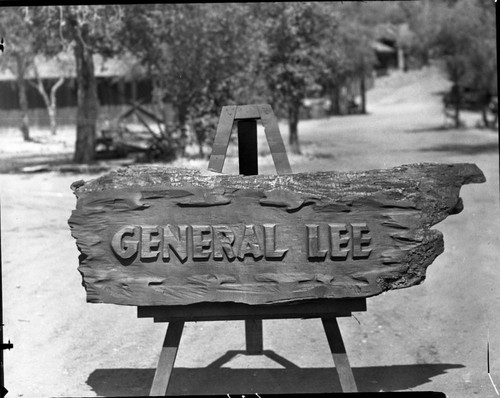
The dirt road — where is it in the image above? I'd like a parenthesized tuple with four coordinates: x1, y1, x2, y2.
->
(1, 66, 499, 397)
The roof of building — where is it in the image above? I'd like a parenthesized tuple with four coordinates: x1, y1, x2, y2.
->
(0, 51, 143, 81)
(371, 41, 396, 53)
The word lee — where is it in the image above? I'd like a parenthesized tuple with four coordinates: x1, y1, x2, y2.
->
(111, 223, 372, 263)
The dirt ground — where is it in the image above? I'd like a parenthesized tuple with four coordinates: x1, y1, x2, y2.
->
(1, 65, 499, 397)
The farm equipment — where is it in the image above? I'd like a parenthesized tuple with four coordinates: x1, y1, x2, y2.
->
(96, 102, 184, 161)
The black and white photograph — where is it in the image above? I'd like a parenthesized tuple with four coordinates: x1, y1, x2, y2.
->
(0, 1, 498, 397)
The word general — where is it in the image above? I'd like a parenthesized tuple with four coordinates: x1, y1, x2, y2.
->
(111, 223, 372, 262)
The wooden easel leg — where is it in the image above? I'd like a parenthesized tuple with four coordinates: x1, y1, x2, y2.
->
(237, 119, 258, 176)
(321, 317, 358, 392)
(237, 116, 263, 357)
(150, 321, 184, 396)
(245, 319, 263, 355)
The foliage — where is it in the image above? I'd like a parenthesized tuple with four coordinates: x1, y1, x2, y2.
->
(259, 3, 329, 109)
(0, 7, 35, 141)
(340, 1, 419, 26)
(0, 7, 33, 75)
(23, 7, 75, 136)
(119, 4, 256, 158)
(29, 5, 123, 56)
(317, 11, 376, 115)
(27, 6, 124, 163)
(257, 2, 333, 154)
(458, 2, 497, 94)
(420, 0, 497, 127)
(3, 1, 496, 163)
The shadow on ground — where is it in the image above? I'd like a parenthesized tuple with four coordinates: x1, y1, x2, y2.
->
(86, 350, 463, 396)
(419, 143, 498, 155)
(0, 153, 73, 173)
(405, 126, 455, 133)
(0, 153, 130, 174)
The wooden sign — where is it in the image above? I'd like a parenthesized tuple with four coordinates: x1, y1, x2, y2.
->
(68, 163, 485, 306)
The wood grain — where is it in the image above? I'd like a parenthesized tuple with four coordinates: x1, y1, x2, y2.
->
(68, 163, 485, 306)
(149, 320, 184, 396)
(258, 104, 292, 174)
(207, 105, 236, 173)
(322, 317, 358, 392)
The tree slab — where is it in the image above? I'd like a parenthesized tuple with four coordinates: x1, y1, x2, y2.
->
(68, 163, 485, 306)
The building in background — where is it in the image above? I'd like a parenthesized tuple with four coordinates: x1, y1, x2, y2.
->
(0, 51, 153, 128)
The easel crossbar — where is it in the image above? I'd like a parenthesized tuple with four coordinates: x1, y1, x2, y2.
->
(138, 298, 367, 322)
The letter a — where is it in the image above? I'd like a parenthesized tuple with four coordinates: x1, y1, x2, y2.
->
(238, 225, 263, 260)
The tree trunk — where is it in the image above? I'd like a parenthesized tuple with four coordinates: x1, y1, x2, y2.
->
(15, 53, 31, 142)
(176, 104, 188, 158)
(47, 106, 57, 136)
(330, 85, 341, 115)
(177, 104, 188, 128)
(398, 47, 405, 72)
(194, 127, 204, 158)
(360, 74, 367, 114)
(453, 85, 461, 128)
(198, 140, 204, 158)
(49, 77, 64, 135)
(31, 63, 64, 136)
(118, 78, 125, 114)
(72, 23, 98, 164)
(131, 79, 138, 123)
(478, 91, 493, 128)
(288, 102, 301, 155)
(483, 94, 498, 128)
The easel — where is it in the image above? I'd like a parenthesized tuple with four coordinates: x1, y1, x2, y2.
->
(138, 104, 366, 395)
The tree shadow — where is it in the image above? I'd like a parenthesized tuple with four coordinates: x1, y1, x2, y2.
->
(419, 143, 498, 155)
(86, 350, 464, 396)
(0, 153, 123, 174)
(0, 153, 73, 173)
(432, 90, 448, 97)
(405, 126, 456, 133)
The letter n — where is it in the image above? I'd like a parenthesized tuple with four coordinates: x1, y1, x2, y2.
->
(162, 225, 188, 261)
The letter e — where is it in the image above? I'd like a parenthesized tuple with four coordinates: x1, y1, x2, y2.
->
(352, 223, 372, 259)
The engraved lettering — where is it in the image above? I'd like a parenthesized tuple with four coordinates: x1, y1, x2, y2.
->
(263, 224, 288, 259)
(352, 223, 372, 259)
(238, 224, 263, 260)
(213, 225, 236, 260)
(140, 226, 161, 259)
(329, 223, 350, 260)
(306, 224, 327, 259)
(111, 225, 140, 259)
(161, 225, 188, 261)
(110, 221, 373, 263)
(192, 225, 212, 260)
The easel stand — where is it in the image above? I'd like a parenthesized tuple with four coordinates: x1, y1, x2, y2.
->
(138, 104, 366, 395)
